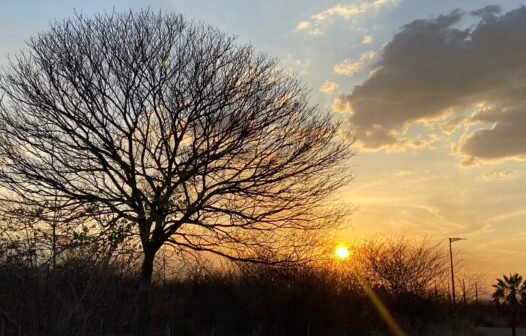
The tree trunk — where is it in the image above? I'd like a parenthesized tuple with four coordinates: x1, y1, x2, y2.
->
(135, 248, 156, 336)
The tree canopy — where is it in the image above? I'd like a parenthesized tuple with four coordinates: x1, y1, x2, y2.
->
(0, 11, 353, 335)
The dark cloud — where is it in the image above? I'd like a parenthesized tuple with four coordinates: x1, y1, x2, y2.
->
(470, 5, 501, 18)
(337, 6, 526, 160)
(457, 105, 526, 163)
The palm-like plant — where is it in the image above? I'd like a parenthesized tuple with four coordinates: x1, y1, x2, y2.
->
(492, 273, 525, 336)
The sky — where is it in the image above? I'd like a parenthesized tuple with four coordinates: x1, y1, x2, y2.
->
(1, 0, 526, 283)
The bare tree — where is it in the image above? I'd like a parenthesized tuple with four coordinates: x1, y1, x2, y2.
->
(457, 270, 487, 304)
(0, 11, 353, 335)
(356, 236, 448, 298)
(0, 204, 134, 271)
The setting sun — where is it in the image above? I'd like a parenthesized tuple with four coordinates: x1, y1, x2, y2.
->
(335, 245, 350, 260)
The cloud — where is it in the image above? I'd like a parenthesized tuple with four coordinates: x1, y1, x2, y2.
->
(334, 6, 526, 159)
(320, 81, 339, 93)
(341, 127, 440, 152)
(440, 116, 465, 134)
(279, 55, 311, 75)
(296, 20, 311, 30)
(362, 35, 374, 44)
(334, 51, 376, 76)
(481, 169, 518, 181)
(470, 5, 501, 18)
(296, 0, 399, 35)
(332, 96, 352, 113)
(456, 105, 526, 163)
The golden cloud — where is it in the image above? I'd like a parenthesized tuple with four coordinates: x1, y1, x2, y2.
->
(296, 0, 399, 35)
(334, 51, 376, 76)
(320, 81, 339, 93)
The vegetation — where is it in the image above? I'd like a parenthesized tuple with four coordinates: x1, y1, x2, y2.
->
(0, 226, 491, 335)
(492, 273, 526, 336)
(0, 10, 352, 335)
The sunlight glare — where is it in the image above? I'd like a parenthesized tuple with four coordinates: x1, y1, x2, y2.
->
(335, 245, 350, 260)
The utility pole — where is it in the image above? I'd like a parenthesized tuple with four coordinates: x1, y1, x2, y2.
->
(449, 237, 466, 305)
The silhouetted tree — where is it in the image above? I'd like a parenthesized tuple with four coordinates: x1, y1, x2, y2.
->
(356, 236, 448, 298)
(0, 205, 134, 271)
(457, 270, 487, 304)
(492, 273, 525, 336)
(0, 11, 353, 335)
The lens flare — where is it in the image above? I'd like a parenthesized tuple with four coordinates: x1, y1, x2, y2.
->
(333, 244, 404, 335)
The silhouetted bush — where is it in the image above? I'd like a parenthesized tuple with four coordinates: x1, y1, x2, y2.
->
(0, 250, 483, 336)
(0, 217, 488, 335)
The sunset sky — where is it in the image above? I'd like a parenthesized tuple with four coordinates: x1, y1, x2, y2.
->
(1, 0, 526, 282)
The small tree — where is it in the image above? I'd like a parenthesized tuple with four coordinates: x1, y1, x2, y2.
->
(0, 11, 353, 335)
(492, 273, 525, 336)
(0, 205, 134, 270)
(355, 236, 448, 298)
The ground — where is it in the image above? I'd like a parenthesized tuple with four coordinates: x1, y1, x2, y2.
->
(477, 327, 526, 336)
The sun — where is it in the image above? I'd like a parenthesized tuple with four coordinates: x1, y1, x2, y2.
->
(335, 245, 350, 260)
